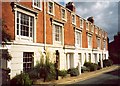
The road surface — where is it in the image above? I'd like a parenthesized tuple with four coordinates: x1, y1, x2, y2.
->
(67, 68, 120, 86)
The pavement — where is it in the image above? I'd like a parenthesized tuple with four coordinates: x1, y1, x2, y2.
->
(33, 65, 120, 85)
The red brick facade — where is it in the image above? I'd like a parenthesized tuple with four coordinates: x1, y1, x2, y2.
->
(2, 1, 108, 50)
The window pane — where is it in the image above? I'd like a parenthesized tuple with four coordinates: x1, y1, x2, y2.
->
(62, 9, 65, 19)
(17, 12, 34, 37)
(34, 0, 41, 8)
(49, 2, 53, 13)
(54, 24, 62, 42)
(23, 52, 34, 72)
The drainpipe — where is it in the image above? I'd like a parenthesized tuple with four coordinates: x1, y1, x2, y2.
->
(44, 0, 46, 52)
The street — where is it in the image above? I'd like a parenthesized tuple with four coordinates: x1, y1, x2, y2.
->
(67, 67, 120, 86)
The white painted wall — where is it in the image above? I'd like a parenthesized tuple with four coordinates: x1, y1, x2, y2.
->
(5, 43, 108, 78)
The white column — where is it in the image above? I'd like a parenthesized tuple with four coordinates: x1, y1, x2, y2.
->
(67, 54, 70, 69)
(100, 54, 103, 68)
(78, 62, 81, 75)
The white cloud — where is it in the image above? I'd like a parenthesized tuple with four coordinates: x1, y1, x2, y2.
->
(109, 11, 113, 14)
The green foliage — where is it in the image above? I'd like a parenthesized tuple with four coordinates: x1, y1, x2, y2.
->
(10, 72, 32, 86)
(67, 68, 79, 76)
(44, 62, 56, 81)
(58, 70, 67, 78)
(84, 62, 98, 71)
(28, 50, 56, 82)
(81, 66, 90, 73)
(103, 59, 113, 67)
(28, 68, 39, 79)
(2, 49, 12, 61)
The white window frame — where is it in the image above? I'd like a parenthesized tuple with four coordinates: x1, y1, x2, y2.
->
(102, 30, 104, 37)
(61, 8, 67, 21)
(95, 26, 98, 34)
(86, 21, 89, 30)
(88, 34, 92, 48)
(23, 52, 34, 72)
(14, 8, 36, 43)
(97, 38, 101, 49)
(90, 23, 94, 32)
(48, 1, 55, 16)
(91, 24, 94, 33)
(103, 40, 106, 50)
(80, 18, 83, 28)
(105, 32, 107, 39)
(75, 29, 82, 48)
(72, 13, 76, 25)
(98, 28, 101, 36)
(52, 21, 64, 45)
(32, 0, 42, 10)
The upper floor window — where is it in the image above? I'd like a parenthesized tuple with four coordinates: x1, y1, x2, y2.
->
(86, 22, 89, 30)
(95, 26, 98, 34)
(75, 30, 82, 47)
(53, 22, 63, 45)
(103, 40, 106, 50)
(33, 0, 42, 10)
(97, 38, 101, 49)
(88, 35, 92, 48)
(48, 1, 54, 15)
(80, 18, 83, 28)
(61, 8, 67, 21)
(91, 24, 94, 32)
(72, 14, 76, 25)
(102, 30, 104, 37)
(17, 12, 34, 39)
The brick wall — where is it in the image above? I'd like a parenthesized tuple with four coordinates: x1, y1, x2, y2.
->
(2, 1, 108, 50)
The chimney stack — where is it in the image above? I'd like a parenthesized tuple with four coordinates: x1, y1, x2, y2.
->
(66, 2, 75, 12)
(87, 16, 94, 23)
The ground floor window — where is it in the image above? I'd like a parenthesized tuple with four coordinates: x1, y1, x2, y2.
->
(23, 52, 34, 72)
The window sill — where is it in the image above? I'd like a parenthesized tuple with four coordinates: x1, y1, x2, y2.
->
(16, 36, 33, 43)
(72, 22, 76, 26)
(62, 18, 67, 22)
(33, 5, 42, 11)
(48, 12, 55, 16)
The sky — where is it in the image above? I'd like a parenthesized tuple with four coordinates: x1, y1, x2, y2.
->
(55, 0, 119, 43)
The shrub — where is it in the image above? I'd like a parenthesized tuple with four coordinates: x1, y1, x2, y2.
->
(28, 50, 56, 82)
(45, 62, 56, 81)
(58, 70, 67, 78)
(34, 62, 56, 82)
(103, 59, 113, 67)
(84, 62, 98, 71)
(10, 72, 32, 86)
(67, 68, 79, 76)
(28, 68, 39, 79)
(81, 66, 90, 73)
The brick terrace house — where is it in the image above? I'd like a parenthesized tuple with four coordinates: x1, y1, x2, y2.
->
(1, 0, 108, 78)
(109, 32, 120, 64)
